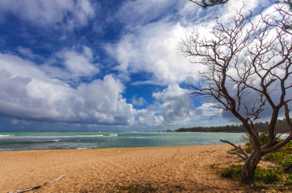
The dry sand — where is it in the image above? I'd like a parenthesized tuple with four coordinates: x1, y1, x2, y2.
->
(0, 145, 267, 193)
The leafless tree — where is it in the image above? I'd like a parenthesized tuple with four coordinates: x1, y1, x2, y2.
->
(182, 10, 292, 184)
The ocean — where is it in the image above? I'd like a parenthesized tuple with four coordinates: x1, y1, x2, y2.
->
(0, 131, 245, 151)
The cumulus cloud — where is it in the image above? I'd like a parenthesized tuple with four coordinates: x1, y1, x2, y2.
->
(0, 0, 281, 129)
(152, 84, 195, 123)
(108, 0, 273, 85)
(58, 47, 98, 77)
(40, 47, 99, 80)
(0, 0, 95, 28)
(0, 52, 134, 125)
(134, 84, 225, 128)
(107, 21, 205, 85)
(104, 0, 279, 128)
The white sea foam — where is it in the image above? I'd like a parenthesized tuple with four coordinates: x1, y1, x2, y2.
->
(76, 133, 118, 137)
(76, 147, 88, 150)
(0, 134, 12, 138)
(51, 139, 61, 142)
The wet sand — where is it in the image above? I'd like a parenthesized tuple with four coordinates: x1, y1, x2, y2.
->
(0, 145, 248, 193)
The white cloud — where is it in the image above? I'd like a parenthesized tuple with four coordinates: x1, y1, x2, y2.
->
(153, 84, 189, 100)
(222, 0, 271, 20)
(0, 0, 280, 129)
(40, 47, 99, 80)
(108, 0, 273, 86)
(103, 0, 279, 128)
(0, 0, 95, 28)
(0, 53, 134, 125)
(58, 47, 98, 77)
(107, 21, 205, 85)
(117, 0, 178, 28)
(135, 84, 224, 128)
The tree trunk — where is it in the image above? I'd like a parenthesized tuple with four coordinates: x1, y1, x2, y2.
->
(241, 151, 262, 184)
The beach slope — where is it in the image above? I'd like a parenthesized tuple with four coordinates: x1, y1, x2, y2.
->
(1, 145, 243, 193)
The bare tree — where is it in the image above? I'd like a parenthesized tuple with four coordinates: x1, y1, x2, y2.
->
(182, 10, 292, 184)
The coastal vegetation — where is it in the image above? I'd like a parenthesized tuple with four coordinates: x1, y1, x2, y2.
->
(221, 139, 292, 190)
(176, 119, 292, 133)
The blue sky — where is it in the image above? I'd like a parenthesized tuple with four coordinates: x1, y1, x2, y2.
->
(0, 0, 276, 131)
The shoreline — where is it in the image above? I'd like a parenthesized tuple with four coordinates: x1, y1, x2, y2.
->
(0, 144, 245, 193)
(0, 131, 244, 152)
(0, 143, 227, 153)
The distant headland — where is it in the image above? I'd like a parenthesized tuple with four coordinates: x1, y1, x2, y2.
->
(174, 119, 290, 133)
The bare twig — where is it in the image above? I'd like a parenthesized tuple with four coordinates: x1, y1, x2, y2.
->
(220, 139, 248, 161)
(9, 175, 65, 193)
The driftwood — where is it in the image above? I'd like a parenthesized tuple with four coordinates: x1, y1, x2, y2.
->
(220, 139, 248, 161)
(9, 175, 65, 193)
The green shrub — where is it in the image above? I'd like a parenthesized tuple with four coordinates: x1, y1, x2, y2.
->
(221, 165, 242, 179)
(264, 152, 288, 163)
(221, 165, 283, 184)
(286, 141, 292, 148)
(224, 133, 292, 186)
(281, 156, 292, 172)
(278, 141, 292, 154)
(285, 174, 292, 185)
(244, 132, 282, 154)
(255, 168, 283, 184)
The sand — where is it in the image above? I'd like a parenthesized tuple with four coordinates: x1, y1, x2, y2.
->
(0, 145, 253, 193)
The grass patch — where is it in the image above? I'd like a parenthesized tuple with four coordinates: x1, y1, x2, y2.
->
(255, 168, 282, 184)
(221, 165, 283, 185)
(282, 156, 292, 170)
(117, 183, 158, 193)
(263, 141, 292, 174)
(264, 151, 288, 162)
(220, 164, 241, 179)
(285, 174, 292, 185)
(112, 183, 185, 193)
(220, 135, 292, 192)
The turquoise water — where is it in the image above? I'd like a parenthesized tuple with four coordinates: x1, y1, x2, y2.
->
(0, 131, 245, 151)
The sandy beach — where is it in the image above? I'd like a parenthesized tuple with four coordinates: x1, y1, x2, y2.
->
(1, 145, 249, 193)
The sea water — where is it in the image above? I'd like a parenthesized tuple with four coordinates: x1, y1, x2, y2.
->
(0, 131, 245, 151)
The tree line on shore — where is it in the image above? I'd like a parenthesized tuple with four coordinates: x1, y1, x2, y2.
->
(175, 120, 292, 133)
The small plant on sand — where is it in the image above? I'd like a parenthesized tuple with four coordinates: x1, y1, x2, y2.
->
(281, 156, 292, 172)
(264, 151, 288, 162)
(255, 168, 282, 184)
(221, 165, 242, 179)
(263, 141, 292, 174)
(286, 174, 292, 185)
(221, 165, 283, 185)
(221, 138, 292, 189)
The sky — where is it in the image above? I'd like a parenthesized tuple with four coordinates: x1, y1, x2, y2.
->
(0, 0, 277, 131)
